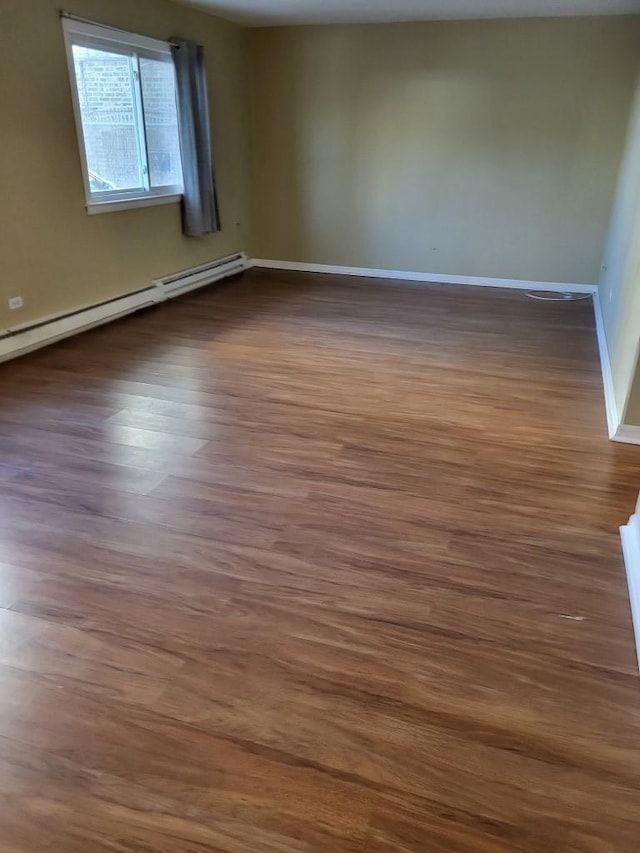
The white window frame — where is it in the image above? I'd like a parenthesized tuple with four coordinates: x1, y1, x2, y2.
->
(62, 18, 183, 215)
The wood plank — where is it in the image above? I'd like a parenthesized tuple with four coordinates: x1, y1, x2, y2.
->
(0, 269, 638, 851)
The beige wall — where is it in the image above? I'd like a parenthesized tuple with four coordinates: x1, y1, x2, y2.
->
(248, 18, 640, 284)
(600, 69, 640, 427)
(4, 5, 640, 366)
(0, 0, 250, 332)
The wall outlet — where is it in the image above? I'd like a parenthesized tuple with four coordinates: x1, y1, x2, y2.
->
(8, 296, 23, 310)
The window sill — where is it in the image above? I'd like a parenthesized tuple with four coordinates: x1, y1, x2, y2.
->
(87, 194, 182, 216)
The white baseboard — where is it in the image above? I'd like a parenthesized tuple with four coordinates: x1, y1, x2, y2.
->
(251, 258, 597, 294)
(252, 258, 640, 443)
(613, 425, 640, 444)
(621, 506, 640, 673)
(0, 252, 249, 365)
(592, 291, 640, 445)
(592, 289, 622, 439)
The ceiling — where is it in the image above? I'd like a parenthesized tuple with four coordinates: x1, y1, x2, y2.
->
(175, 0, 640, 26)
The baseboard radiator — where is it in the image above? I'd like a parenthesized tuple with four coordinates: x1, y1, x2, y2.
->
(0, 251, 249, 364)
(153, 252, 248, 297)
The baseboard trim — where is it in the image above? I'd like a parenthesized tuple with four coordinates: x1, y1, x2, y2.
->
(592, 291, 640, 444)
(620, 506, 640, 673)
(613, 425, 640, 445)
(0, 252, 249, 364)
(252, 259, 640, 442)
(592, 289, 622, 439)
(251, 258, 597, 294)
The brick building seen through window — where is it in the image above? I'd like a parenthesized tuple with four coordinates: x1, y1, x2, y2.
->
(73, 47, 182, 192)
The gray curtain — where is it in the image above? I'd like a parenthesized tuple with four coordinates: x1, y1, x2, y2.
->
(171, 40, 220, 237)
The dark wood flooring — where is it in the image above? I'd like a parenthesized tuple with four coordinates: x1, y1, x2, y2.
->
(0, 269, 639, 852)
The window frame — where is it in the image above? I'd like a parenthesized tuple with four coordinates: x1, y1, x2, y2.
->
(62, 19, 183, 215)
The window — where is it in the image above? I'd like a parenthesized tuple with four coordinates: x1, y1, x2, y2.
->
(62, 19, 183, 214)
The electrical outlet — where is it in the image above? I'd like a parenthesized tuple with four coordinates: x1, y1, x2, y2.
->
(8, 296, 23, 310)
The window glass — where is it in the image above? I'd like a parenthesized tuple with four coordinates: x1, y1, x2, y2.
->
(140, 57, 183, 189)
(71, 45, 145, 192)
(63, 20, 185, 210)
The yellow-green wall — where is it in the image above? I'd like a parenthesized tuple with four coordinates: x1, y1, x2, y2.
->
(0, 0, 250, 332)
(4, 3, 640, 394)
(600, 68, 640, 429)
(247, 18, 640, 283)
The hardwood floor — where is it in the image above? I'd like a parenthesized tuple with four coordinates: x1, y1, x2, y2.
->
(0, 268, 639, 851)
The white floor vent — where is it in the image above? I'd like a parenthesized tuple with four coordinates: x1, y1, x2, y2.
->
(153, 252, 249, 299)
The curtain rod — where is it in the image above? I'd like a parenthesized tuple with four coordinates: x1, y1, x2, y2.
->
(59, 11, 181, 46)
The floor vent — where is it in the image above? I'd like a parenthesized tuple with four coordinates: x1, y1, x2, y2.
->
(153, 252, 249, 299)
